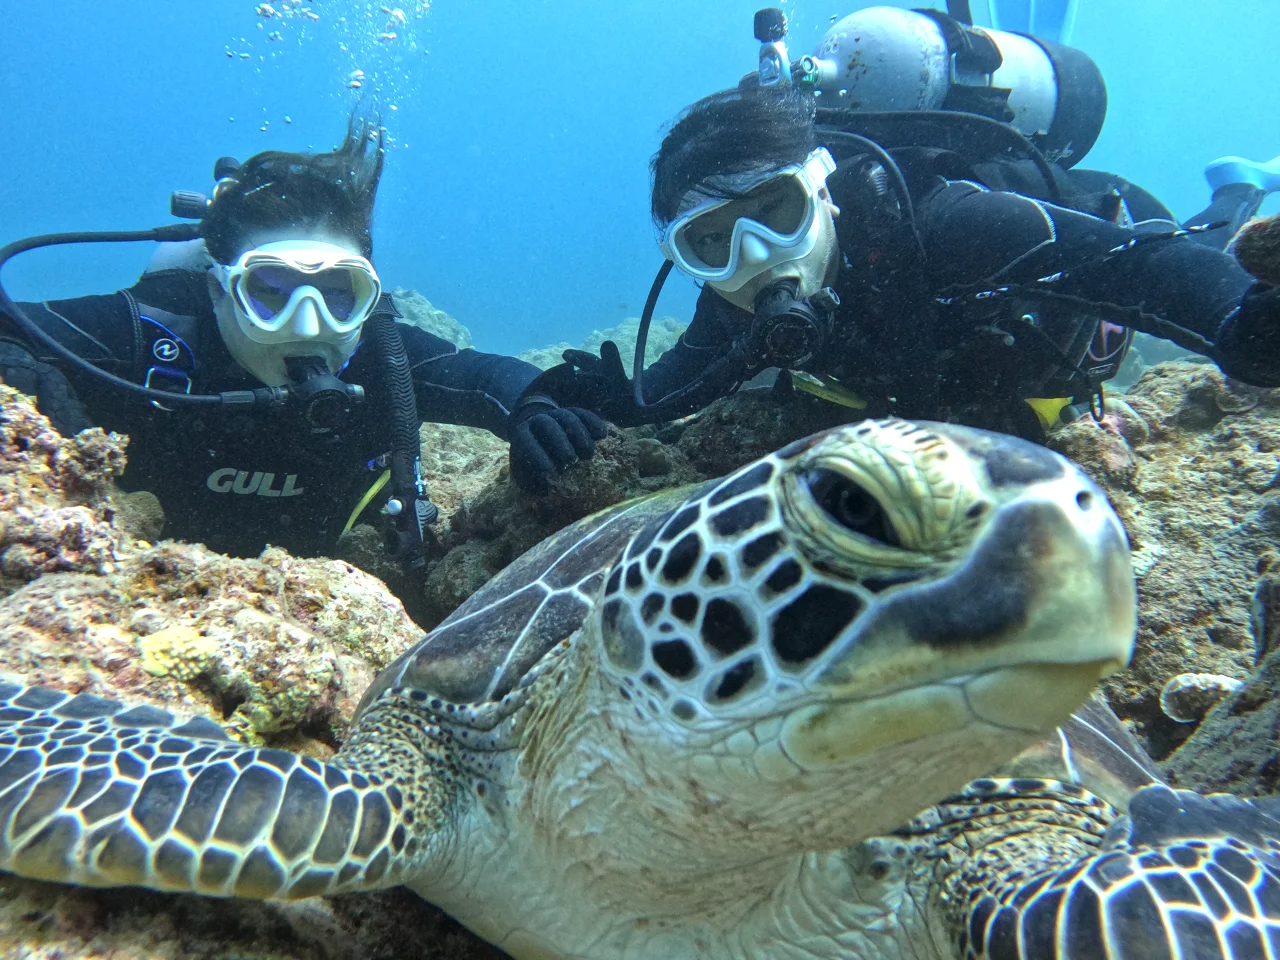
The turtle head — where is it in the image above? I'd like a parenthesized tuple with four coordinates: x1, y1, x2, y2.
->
(592, 419, 1135, 846)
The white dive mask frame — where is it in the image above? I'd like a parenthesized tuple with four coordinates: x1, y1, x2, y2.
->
(659, 147, 837, 292)
(216, 239, 382, 345)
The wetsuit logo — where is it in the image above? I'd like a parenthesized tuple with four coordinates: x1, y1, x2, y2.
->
(206, 467, 304, 497)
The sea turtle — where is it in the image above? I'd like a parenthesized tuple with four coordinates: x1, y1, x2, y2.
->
(1, 418, 1278, 959)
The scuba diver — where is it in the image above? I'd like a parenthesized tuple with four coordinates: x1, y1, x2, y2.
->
(0, 115, 605, 567)
(533, 6, 1280, 438)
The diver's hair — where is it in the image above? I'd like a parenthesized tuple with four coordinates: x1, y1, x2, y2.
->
(201, 111, 385, 264)
(650, 87, 818, 227)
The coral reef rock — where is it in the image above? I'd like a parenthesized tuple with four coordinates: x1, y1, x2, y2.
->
(0, 388, 506, 960)
(0, 385, 127, 591)
(390, 286, 473, 349)
(519, 314, 686, 370)
(0, 542, 423, 750)
(0, 878, 506, 960)
(1231, 211, 1280, 287)
(1047, 361, 1280, 760)
(1163, 640, 1280, 798)
(113, 487, 166, 544)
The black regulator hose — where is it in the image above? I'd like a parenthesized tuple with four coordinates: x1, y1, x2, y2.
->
(621, 257, 765, 422)
(815, 109, 1063, 203)
(631, 259, 675, 408)
(365, 311, 436, 567)
(815, 130, 927, 262)
(0, 225, 287, 409)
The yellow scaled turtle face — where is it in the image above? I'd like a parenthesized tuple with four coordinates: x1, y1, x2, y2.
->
(595, 419, 1134, 824)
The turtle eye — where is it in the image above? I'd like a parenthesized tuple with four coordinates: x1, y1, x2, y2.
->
(803, 468, 901, 548)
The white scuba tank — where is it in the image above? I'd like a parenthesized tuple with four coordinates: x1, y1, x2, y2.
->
(798, 6, 1106, 166)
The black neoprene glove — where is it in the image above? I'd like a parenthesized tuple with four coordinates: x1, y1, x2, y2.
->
(543, 339, 664, 427)
(1216, 283, 1280, 388)
(508, 393, 608, 494)
(0, 340, 91, 435)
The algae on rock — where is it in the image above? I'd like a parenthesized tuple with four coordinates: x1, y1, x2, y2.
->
(0, 384, 128, 590)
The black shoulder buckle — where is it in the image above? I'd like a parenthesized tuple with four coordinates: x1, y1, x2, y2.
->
(137, 307, 198, 411)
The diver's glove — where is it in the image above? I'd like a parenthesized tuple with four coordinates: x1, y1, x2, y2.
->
(549, 338, 752, 427)
(508, 391, 608, 494)
(0, 339, 91, 436)
(558, 340, 652, 427)
(1216, 282, 1280, 388)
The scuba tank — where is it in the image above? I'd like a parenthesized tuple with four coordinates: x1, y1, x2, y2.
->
(795, 4, 1107, 168)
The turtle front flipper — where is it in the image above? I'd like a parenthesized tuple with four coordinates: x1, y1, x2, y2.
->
(0, 680, 418, 900)
(926, 780, 1280, 958)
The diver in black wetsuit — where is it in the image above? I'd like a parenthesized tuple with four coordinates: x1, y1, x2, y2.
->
(0, 117, 604, 565)
(531, 10, 1280, 437)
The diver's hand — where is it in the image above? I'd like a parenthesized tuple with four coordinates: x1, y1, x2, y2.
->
(560, 340, 649, 427)
(508, 395, 608, 494)
(1215, 282, 1280, 388)
(561, 339, 631, 395)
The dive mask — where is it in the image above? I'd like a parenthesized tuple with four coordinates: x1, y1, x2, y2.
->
(217, 240, 381, 345)
(659, 147, 836, 292)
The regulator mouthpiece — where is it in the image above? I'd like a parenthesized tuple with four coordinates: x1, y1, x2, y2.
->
(284, 356, 365, 432)
(749, 279, 840, 370)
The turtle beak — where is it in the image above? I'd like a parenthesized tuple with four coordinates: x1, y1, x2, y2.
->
(779, 473, 1136, 771)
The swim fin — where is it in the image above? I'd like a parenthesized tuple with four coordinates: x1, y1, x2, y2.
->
(1205, 154, 1280, 195)
(1181, 155, 1280, 250)
(986, 0, 1077, 43)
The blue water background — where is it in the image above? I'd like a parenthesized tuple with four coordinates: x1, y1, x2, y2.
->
(2, 0, 1278, 354)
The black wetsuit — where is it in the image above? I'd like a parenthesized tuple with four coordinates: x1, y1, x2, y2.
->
(0, 268, 541, 557)
(634, 152, 1279, 435)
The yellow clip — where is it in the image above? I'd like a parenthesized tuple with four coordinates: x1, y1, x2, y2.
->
(789, 371, 868, 410)
(1024, 397, 1073, 429)
(342, 468, 392, 536)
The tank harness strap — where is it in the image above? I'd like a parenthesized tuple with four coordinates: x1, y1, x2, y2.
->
(911, 9, 1013, 121)
(123, 291, 200, 411)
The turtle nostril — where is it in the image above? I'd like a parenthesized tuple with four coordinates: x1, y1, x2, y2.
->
(1076, 490, 1094, 511)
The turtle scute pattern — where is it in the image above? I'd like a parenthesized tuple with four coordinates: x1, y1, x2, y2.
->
(0, 679, 415, 900)
(361, 483, 706, 709)
(920, 778, 1280, 960)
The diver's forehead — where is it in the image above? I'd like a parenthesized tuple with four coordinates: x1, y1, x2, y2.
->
(235, 228, 363, 260)
(674, 165, 780, 217)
